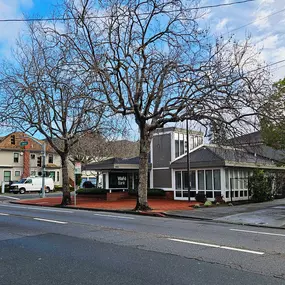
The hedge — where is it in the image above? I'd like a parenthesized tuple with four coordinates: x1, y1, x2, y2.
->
(128, 188, 166, 196)
(76, 188, 108, 195)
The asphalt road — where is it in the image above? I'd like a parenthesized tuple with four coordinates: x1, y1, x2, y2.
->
(1, 201, 285, 284)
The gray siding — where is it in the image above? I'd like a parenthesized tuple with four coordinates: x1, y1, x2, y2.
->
(153, 169, 172, 188)
(152, 134, 171, 168)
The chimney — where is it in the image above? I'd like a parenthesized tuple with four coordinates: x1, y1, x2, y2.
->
(22, 143, 30, 178)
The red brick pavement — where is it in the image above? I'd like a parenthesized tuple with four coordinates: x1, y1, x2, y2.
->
(15, 196, 198, 212)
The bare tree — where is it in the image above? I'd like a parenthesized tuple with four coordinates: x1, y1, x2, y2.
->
(43, 0, 271, 210)
(0, 22, 106, 205)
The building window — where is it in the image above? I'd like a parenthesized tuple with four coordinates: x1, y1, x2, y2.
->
(50, 171, 55, 181)
(48, 154, 53, 164)
(4, 171, 11, 182)
(213, 169, 221, 190)
(31, 154, 35, 159)
(31, 171, 36, 176)
(14, 153, 19, 163)
(225, 169, 229, 190)
(37, 157, 42, 167)
(57, 171, 60, 182)
(198, 170, 204, 190)
(175, 172, 182, 189)
(15, 171, 20, 177)
(205, 170, 213, 190)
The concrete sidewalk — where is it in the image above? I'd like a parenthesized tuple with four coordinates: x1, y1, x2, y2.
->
(165, 198, 285, 228)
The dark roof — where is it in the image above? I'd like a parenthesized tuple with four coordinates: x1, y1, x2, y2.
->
(83, 157, 140, 171)
(228, 131, 285, 162)
(171, 145, 279, 169)
(228, 131, 262, 145)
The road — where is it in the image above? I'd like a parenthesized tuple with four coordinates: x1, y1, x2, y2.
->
(1, 198, 285, 284)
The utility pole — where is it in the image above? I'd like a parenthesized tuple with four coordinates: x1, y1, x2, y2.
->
(41, 143, 46, 198)
(186, 119, 191, 202)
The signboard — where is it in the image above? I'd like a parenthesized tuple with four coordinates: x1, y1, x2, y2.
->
(74, 162, 82, 174)
(109, 173, 127, 188)
(20, 141, 28, 146)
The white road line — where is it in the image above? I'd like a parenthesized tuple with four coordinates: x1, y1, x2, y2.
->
(33, 218, 68, 224)
(230, 228, 285, 237)
(0, 195, 20, 200)
(0, 204, 74, 213)
(168, 238, 264, 255)
(93, 213, 135, 220)
(0, 213, 9, 216)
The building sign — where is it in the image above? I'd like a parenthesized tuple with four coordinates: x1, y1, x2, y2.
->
(109, 173, 127, 188)
(74, 162, 82, 174)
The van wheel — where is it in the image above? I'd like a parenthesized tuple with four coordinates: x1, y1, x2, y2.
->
(19, 188, 26, 194)
(45, 187, 50, 193)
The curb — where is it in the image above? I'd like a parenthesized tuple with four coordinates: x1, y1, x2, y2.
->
(9, 201, 166, 218)
(163, 212, 285, 230)
(9, 201, 285, 230)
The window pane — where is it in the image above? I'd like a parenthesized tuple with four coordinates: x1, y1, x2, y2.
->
(182, 171, 189, 190)
(225, 169, 229, 190)
(206, 170, 213, 190)
(213, 169, 221, 190)
(4, 171, 11, 182)
(191, 171, 196, 189)
(175, 140, 179, 158)
(179, 135, 184, 156)
(175, 172, 181, 189)
(198, 170, 204, 190)
(15, 171, 20, 177)
(234, 170, 238, 189)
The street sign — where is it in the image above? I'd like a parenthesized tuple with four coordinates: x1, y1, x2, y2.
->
(74, 162, 82, 174)
(20, 141, 28, 146)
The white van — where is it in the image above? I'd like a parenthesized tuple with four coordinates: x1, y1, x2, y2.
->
(10, 177, 55, 194)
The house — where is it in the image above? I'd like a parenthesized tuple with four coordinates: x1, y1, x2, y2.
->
(0, 132, 62, 186)
(83, 127, 285, 202)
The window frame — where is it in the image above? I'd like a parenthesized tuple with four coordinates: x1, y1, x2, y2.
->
(13, 153, 19, 163)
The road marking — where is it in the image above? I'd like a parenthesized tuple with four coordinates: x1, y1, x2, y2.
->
(168, 238, 264, 255)
(33, 218, 68, 224)
(0, 195, 20, 200)
(230, 228, 285, 237)
(0, 204, 74, 213)
(93, 213, 135, 220)
(0, 213, 9, 216)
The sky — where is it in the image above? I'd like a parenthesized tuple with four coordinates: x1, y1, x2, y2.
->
(0, 0, 284, 78)
(0, 0, 284, 138)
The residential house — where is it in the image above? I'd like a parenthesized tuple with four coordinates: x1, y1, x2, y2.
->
(0, 132, 62, 186)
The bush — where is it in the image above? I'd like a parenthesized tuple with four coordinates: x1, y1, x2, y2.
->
(249, 169, 273, 203)
(193, 204, 200, 209)
(76, 188, 108, 195)
(128, 188, 166, 196)
(204, 201, 212, 207)
(195, 193, 207, 203)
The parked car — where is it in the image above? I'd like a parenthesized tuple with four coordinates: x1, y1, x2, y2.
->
(10, 177, 55, 194)
(82, 180, 95, 188)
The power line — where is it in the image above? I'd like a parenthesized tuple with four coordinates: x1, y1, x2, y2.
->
(0, 0, 254, 23)
(222, 7, 285, 36)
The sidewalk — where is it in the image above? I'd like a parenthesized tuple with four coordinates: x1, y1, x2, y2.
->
(13, 196, 198, 215)
(12, 195, 285, 228)
(166, 199, 285, 228)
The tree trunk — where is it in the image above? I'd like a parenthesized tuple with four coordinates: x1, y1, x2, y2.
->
(61, 155, 71, 206)
(135, 127, 152, 211)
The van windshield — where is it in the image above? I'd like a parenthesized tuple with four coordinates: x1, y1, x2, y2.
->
(18, 178, 26, 183)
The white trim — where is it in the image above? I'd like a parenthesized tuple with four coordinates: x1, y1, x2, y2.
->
(153, 167, 170, 170)
(171, 144, 205, 162)
(153, 131, 173, 136)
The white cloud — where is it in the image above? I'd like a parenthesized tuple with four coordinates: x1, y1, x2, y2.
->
(252, 9, 273, 30)
(0, 0, 34, 58)
(216, 18, 229, 31)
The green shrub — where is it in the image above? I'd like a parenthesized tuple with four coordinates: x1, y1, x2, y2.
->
(249, 169, 273, 202)
(195, 193, 207, 203)
(204, 201, 212, 207)
(76, 188, 108, 195)
(128, 188, 166, 196)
